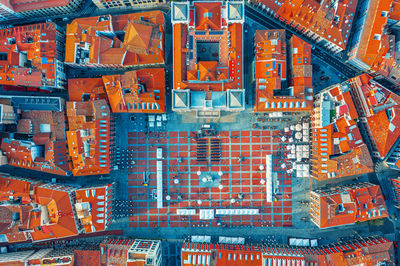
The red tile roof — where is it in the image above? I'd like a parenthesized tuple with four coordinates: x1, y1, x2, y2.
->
(0, 174, 114, 244)
(74, 250, 100, 266)
(65, 11, 165, 68)
(10, 0, 72, 12)
(69, 69, 165, 114)
(312, 82, 374, 181)
(310, 183, 388, 228)
(30, 186, 78, 241)
(66, 100, 111, 176)
(194, 2, 222, 30)
(68, 78, 108, 102)
(389, 0, 400, 20)
(182, 237, 395, 265)
(254, 30, 313, 112)
(0, 174, 34, 202)
(254, 0, 358, 50)
(347, 0, 393, 74)
(75, 184, 113, 233)
(173, 1, 243, 98)
(0, 22, 63, 90)
(348, 74, 400, 158)
(102, 69, 165, 113)
(0, 110, 70, 176)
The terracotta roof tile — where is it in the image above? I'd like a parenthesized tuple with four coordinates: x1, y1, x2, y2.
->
(74, 250, 100, 266)
(256, 0, 357, 50)
(254, 30, 313, 112)
(75, 184, 113, 234)
(347, 0, 392, 73)
(348, 74, 400, 158)
(0, 23, 63, 90)
(172, 1, 244, 111)
(65, 11, 165, 68)
(66, 100, 111, 176)
(10, 0, 72, 12)
(310, 183, 388, 228)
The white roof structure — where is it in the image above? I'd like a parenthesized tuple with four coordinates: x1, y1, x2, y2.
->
(177, 209, 196, 215)
(270, 112, 283, 117)
(156, 160, 163, 208)
(191, 235, 211, 243)
(289, 238, 311, 247)
(227, 1, 244, 23)
(199, 209, 215, 220)
(219, 236, 245, 244)
(266, 154, 273, 202)
(296, 163, 310, 178)
(215, 209, 259, 215)
(157, 148, 163, 159)
(171, 2, 189, 23)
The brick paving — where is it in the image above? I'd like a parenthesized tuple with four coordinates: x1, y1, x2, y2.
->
(127, 129, 293, 228)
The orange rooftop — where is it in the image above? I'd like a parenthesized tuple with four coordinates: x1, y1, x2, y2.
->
(171, 1, 245, 115)
(68, 69, 165, 113)
(254, 29, 313, 112)
(310, 182, 388, 228)
(65, 11, 165, 69)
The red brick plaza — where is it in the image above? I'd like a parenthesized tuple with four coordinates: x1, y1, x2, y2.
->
(127, 130, 293, 228)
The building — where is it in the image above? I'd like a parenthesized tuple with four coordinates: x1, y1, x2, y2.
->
(0, 0, 85, 21)
(346, 0, 398, 82)
(0, 96, 71, 176)
(0, 174, 114, 244)
(390, 177, 400, 208)
(310, 182, 388, 229)
(74, 248, 101, 266)
(102, 69, 165, 113)
(68, 69, 166, 113)
(0, 104, 17, 124)
(74, 184, 114, 233)
(389, 0, 400, 25)
(0, 22, 66, 91)
(311, 80, 374, 181)
(171, 1, 245, 116)
(349, 74, 400, 159)
(100, 238, 162, 265)
(254, 30, 313, 112)
(66, 100, 112, 176)
(0, 248, 54, 266)
(92, 0, 163, 9)
(65, 11, 165, 69)
(251, 0, 358, 53)
(0, 1, 21, 21)
(0, 238, 162, 265)
(181, 236, 395, 265)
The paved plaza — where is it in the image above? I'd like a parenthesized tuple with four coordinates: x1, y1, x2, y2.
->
(127, 129, 293, 228)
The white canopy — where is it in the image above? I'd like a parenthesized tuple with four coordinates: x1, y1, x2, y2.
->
(177, 209, 196, 215)
(199, 209, 214, 220)
(191, 235, 211, 243)
(215, 209, 259, 215)
(219, 237, 245, 244)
